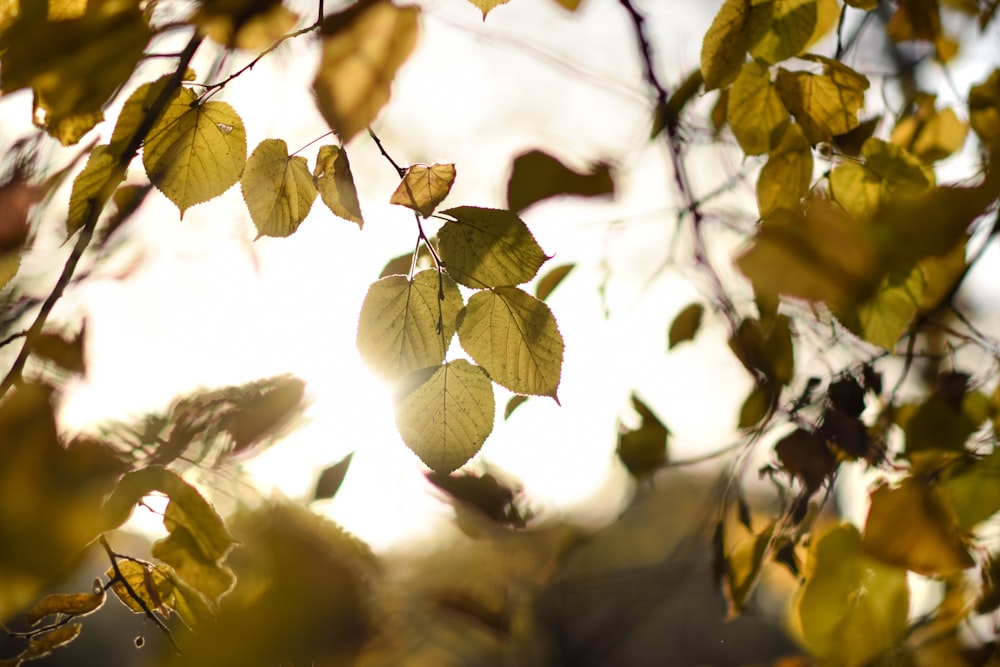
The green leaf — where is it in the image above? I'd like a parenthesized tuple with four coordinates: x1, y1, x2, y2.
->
(395, 360, 495, 473)
(796, 523, 909, 665)
(24, 589, 105, 626)
(747, 0, 819, 64)
(106, 559, 174, 614)
(314, 452, 354, 501)
(700, 0, 750, 91)
(356, 269, 463, 380)
(241, 138, 317, 238)
(774, 57, 869, 145)
(313, 0, 419, 143)
(668, 302, 704, 350)
(504, 395, 528, 420)
(535, 263, 574, 301)
(457, 287, 564, 398)
(617, 394, 669, 478)
(863, 478, 974, 576)
(390, 163, 456, 217)
(936, 450, 1000, 533)
(142, 88, 247, 216)
(313, 144, 364, 227)
(726, 60, 790, 155)
(505, 150, 614, 214)
(66, 144, 119, 235)
(438, 206, 548, 288)
(756, 122, 813, 217)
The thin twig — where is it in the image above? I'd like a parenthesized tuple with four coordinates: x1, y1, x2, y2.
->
(367, 127, 405, 177)
(0, 330, 26, 349)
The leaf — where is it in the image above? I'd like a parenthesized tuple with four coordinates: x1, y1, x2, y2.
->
(775, 427, 837, 492)
(795, 523, 909, 666)
(312, 0, 419, 143)
(668, 303, 704, 350)
(314, 452, 354, 501)
(737, 383, 774, 429)
(901, 389, 984, 456)
(505, 150, 614, 214)
(395, 360, 495, 473)
(535, 263, 574, 301)
(756, 122, 813, 217)
(356, 269, 463, 380)
(747, 0, 820, 64)
(774, 58, 869, 145)
(936, 450, 1000, 533)
(426, 471, 525, 527)
(438, 206, 548, 288)
(0, 252, 19, 291)
(31, 328, 86, 375)
(728, 316, 794, 385)
(241, 138, 317, 238)
(548, 0, 582, 9)
(727, 60, 790, 155)
(67, 145, 119, 235)
(700, 0, 750, 91)
(617, 394, 670, 478)
(107, 559, 174, 614)
(26, 624, 82, 660)
(725, 522, 775, 616)
(198, 3, 299, 50)
(24, 589, 105, 626)
(151, 527, 236, 604)
(835, 265, 925, 349)
(379, 243, 432, 278)
(457, 287, 564, 398)
(390, 163, 456, 217)
(313, 144, 364, 227)
(891, 104, 969, 163)
(846, 0, 877, 8)
(969, 69, 1000, 145)
(863, 479, 974, 576)
(504, 395, 528, 419)
(464, 0, 509, 18)
(142, 88, 247, 216)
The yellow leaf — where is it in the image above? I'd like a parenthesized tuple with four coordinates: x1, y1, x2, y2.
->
(356, 269, 463, 380)
(795, 523, 909, 665)
(535, 263, 574, 301)
(313, 0, 419, 143)
(313, 144, 364, 228)
(438, 206, 548, 288)
(892, 105, 969, 163)
(106, 559, 174, 614)
(390, 163, 456, 218)
(458, 287, 564, 398)
(25, 589, 105, 626)
(617, 394, 669, 478)
(756, 121, 813, 216)
(241, 139, 317, 238)
(700, 0, 750, 91)
(774, 58, 869, 145)
(549, 0, 582, 10)
(726, 60, 790, 155)
(108, 75, 179, 160)
(198, 4, 299, 50)
(151, 528, 235, 604)
(969, 69, 1000, 145)
(395, 360, 495, 473)
(37, 107, 103, 146)
(726, 522, 774, 615)
(936, 450, 1000, 533)
(26, 623, 82, 660)
(747, 0, 820, 64)
(668, 302, 704, 349)
(143, 88, 247, 216)
(863, 479, 974, 576)
(465, 0, 509, 18)
(836, 265, 925, 349)
(506, 150, 614, 214)
(829, 138, 933, 222)
(67, 145, 119, 236)
(918, 238, 966, 311)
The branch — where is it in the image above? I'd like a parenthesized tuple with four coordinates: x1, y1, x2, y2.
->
(367, 126, 405, 178)
(0, 32, 205, 401)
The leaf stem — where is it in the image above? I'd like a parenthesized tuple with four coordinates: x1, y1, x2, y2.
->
(367, 127, 405, 178)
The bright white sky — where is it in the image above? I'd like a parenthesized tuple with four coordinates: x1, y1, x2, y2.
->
(6, 0, 1000, 553)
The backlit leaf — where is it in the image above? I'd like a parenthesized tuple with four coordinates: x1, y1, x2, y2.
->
(969, 69, 1000, 145)
(458, 287, 563, 398)
(726, 522, 774, 616)
(700, 0, 750, 91)
(617, 394, 669, 478)
(506, 150, 614, 214)
(151, 527, 235, 604)
(357, 269, 463, 380)
(241, 138, 317, 238)
(395, 360, 495, 473)
(313, 144, 364, 227)
(936, 450, 1000, 533)
(727, 60, 789, 155)
(836, 265, 925, 349)
(43, 109, 103, 146)
(313, 0, 419, 143)
(198, 3, 299, 50)
(900, 388, 985, 456)
(0, 251, 19, 290)
(747, 0, 820, 64)
(796, 523, 908, 665)
(535, 263, 574, 301)
(426, 470, 526, 527)
(314, 452, 354, 501)
(24, 589, 105, 626)
(107, 559, 174, 614)
(668, 302, 704, 349)
(774, 58, 869, 145)
(892, 104, 969, 163)
(438, 206, 548, 288)
(67, 144, 118, 235)
(829, 138, 933, 222)
(31, 329, 85, 375)
(757, 121, 813, 217)
(390, 163, 456, 217)
(26, 623, 81, 659)
(464, 0, 508, 18)
(143, 88, 247, 216)
(504, 395, 528, 419)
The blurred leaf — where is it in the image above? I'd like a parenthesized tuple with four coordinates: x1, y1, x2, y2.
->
(969, 69, 1000, 145)
(725, 522, 774, 616)
(863, 479, 974, 576)
(457, 287, 563, 398)
(891, 101, 969, 163)
(438, 206, 548, 288)
(66, 145, 118, 235)
(846, 0, 877, 9)
(747, 0, 822, 65)
(395, 360, 495, 473)
(654, 68, 703, 138)
(827, 376, 865, 417)
(535, 263, 573, 301)
(142, 88, 247, 216)
(314, 452, 354, 501)
(738, 383, 774, 429)
(313, 144, 364, 227)
(390, 163, 456, 217)
(829, 138, 933, 222)
(106, 559, 174, 614)
(30, 327, 85, 375)
(505, 150, 614, 214)
(198, 3, 298, 50)
(20, 623, 82, 663)
(226, 375, 307, 456)
(775, 428, 836, 493)
(24, 589, 105, 626)
(0, 177, 39, 252)
(313, 0, 419, 143)
(711, 88, 729, 135)
(832, 115, 880, 156)
(426, 470, 526, 528)
(152, 527, 235, 604)
(836, 265, 925, 349)
(379, 243, 432, 278)
(99, 184, 151, 247)
(774, 57, 869, 145)
(617, 394, 669, 478)
(757, 122, 813, 217)
(504, 395, 528, 420)
(936, 450, 1000, 533)
(796, 523, 909, 665)
(241, 138, 317, 238)
(901, 388, 985, 456)
(668, 302, 704, 350)
(728, 315, 794, 386)
(727, 60, 790, 155)
(700, 0, 749, 91)
(357, 269, 463, 380)
(464, 0, 508, 18)
(549, 0, 581, 9)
